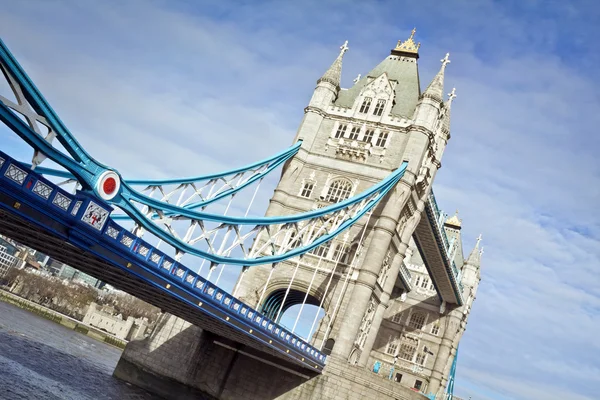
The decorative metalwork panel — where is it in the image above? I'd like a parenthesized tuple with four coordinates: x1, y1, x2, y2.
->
(52, 192, 72, 211)
(32, 180, 52, 200)
(105, 226, 119, 239)
(137, 245, 149, 257)
(0, 157, 4, 167)
(120, 235, 134, 247)
(71, 201, 82, 216)
(150, 253, 161, 264)
(81, 201, 109, 231)
(5, 164, 27, 185)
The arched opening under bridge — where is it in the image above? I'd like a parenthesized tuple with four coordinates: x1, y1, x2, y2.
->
(260, 288, 325, 342)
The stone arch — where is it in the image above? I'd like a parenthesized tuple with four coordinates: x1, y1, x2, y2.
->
(260, 288, 321, 323)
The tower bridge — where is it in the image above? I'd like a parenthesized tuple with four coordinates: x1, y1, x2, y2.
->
(0, 30, 482, 400)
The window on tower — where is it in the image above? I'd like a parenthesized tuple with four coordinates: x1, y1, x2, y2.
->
(349, 126, 360, 140)
(420, 277, 430, 289)
(385, 334, 399, 355)
(373, 99, 386, 116)
(363, 129, 375, 144)
(334, 124, 347, 138)
(375, 132, 389, 147)
(359, 97, 372, 113)
(415, 352, 426, 365)
(325, 179, 353, 203)
(300, 182, 314, 198)
(398, 337, 417, 361)
(311, 241, 331, 258)
(431, 323, 440, 336)
(408, 312, 426, 330)
(391, 311, 402, 324)
(332, 243, 346, 261)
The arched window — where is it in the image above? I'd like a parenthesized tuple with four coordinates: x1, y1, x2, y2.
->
(398, 336, 417, 361)
(325, 179, 353, 203)
(300, 181, 314, 198)
(408, 312, 426, 330)
(359, 97, 372, 113)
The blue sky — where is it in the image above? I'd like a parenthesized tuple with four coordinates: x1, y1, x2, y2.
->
(0, 1, 599, 399)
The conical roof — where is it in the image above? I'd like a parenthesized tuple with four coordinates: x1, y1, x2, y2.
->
(317, 40, 349, 89)
(422, 53, 450, 102)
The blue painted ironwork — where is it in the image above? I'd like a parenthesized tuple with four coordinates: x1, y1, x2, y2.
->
(0, 150, 327, 370)
(0, 37, 408, 267)
(31, 140, 302, 215)
(445, 348, 458, 399)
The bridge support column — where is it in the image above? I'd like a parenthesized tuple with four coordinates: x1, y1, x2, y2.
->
(428, 311, 461, 395)
(357, 251, 407, 366)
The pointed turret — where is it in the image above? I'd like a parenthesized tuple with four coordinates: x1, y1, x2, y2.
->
(317, 40, 349, 89)
(422, 53, 450, 102)
(465, 234, 482, 268)
(441, 88, 456, 134)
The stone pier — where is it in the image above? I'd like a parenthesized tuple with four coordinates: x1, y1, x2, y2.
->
(114, 313, 427, 400)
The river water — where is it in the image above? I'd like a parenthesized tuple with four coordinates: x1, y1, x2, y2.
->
(0, 301, 163, 399)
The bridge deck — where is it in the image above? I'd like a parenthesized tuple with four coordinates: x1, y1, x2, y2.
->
(0, 153, 325, 372)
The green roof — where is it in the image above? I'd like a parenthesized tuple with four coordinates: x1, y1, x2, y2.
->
(334, 55, 421, 119)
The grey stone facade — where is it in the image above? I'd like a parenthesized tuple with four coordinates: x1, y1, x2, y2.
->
(115, 32, 482, 399)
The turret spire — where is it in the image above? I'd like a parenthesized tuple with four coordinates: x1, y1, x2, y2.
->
(441, 88, 456, 133)
(422, 52, 451, 102)
(317, 40, 349, 89)
(466, 234, 483, 267)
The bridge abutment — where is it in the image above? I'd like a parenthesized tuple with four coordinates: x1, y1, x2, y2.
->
(114, 313, 429, 400)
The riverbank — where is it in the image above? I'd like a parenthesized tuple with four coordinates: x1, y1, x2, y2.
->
(0, 289, 127, 349)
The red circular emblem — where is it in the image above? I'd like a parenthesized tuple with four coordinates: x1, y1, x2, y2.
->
(103, 177, 117, 194)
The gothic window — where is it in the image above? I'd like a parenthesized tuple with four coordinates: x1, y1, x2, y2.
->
(398, 337, 417, 361)
(420, 277, 430, 289)
(385, 334, 399, 355)
(332, 243, 346, 261)
(375, 132, 389, 147)
(416, 352, 426, 365)
(414, 275, 421, 287)
(311, 241, 331, 258)
(359, 97, 372, 113)
(300, 182, 314, 198)
(325, 179, 353, 203)
(429, 281, 435, 291)
(391, 311, 402, 324)
(349, 126, 360, 140)
(363, 129, 375, 144)
(431, 323, 440, 336)
(408, 312, 426, 330)
(373, 99, 386, 116)
(335, 124, 347, 138)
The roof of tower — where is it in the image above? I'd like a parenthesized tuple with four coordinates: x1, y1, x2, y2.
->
(465, 234, 483, 267)
(422, 53, 450, 102)
(391, 27, 421, 58)
(317, 40, 349, 89)
(334, 31, 422, 118)
(445, 210, 462, 229)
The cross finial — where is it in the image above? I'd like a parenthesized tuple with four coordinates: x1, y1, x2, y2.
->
(410, 27, 416, 39)
(476, 233, 482, 247)
(480, 247, 484, 256)
(353, 73, 361, 84)
(340, 40, 349, 56)
(441, 52, 451, 68)
(448, 88, 457, 101)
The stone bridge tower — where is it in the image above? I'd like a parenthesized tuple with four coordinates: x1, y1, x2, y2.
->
(234, 31, 482, 396)
(114, 30, 482, 400)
